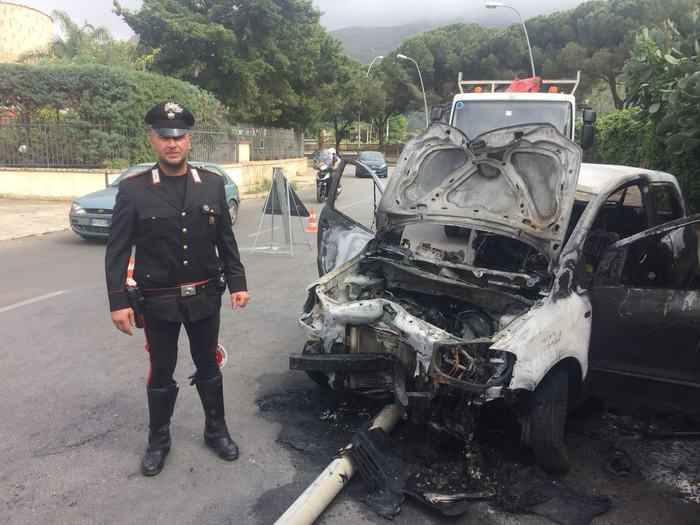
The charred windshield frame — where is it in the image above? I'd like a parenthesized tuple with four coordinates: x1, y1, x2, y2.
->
(452, 100, 572, 139)
(376, 219, 552, 293)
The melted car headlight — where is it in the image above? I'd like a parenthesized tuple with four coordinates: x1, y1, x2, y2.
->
(431, 343, 514, 391)
(70, 203, 86, 215)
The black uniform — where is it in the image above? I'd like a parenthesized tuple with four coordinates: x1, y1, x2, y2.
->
(105, 164, 246, 386)
(109, 101, 243, 476)
(106, 164, 245, 319)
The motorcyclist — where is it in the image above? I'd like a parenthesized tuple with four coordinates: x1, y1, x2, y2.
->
(315, 147, 341, 203)
(328, 147, 339, 171)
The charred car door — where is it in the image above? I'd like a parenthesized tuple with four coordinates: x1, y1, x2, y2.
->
(587, 215, 700, 413)
(317, 158, 385, 276)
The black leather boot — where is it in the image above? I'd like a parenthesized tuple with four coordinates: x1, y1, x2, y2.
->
(141, 384, 179, 476)
(195, 375, 239, 460)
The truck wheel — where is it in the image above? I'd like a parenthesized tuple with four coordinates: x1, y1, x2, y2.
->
(524, 367, 570, 474)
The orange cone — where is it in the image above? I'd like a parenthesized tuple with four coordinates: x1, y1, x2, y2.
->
(306, 208, 318, 234)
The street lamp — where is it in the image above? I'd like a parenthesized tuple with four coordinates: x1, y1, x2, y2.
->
(359, 55, 384, 146)
(367, 55, 384, 76)
(396, 54, 429, 128)
(485, 2, 536, 78)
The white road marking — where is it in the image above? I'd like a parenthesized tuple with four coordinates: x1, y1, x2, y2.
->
(0, 290, 67, 314)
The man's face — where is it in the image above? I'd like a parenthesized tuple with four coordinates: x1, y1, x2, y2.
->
(150, 130, 191, 169)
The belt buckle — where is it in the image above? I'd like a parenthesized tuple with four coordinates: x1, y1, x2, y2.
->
(180, 284, 196, 297)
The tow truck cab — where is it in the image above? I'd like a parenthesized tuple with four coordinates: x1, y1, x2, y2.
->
(436, 72, 596, 149)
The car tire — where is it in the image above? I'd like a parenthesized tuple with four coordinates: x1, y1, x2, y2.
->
(524, 367, 570, 474)
(227, 199, 239, 226)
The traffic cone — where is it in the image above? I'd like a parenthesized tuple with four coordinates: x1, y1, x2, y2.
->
(306, 208, 318, 234)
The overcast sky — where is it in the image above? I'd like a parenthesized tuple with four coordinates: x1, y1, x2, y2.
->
(15, 0, 587, 39)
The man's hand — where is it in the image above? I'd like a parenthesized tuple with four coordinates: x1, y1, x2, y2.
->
(111, 307, 136, 335)
(231, 291, 250, 309)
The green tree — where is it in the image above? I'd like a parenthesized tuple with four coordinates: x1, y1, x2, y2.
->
(366, 59, 416, 146)
(622, 10, 700, 154)
(387, 0, 699, 110)
(319, 56, 384, 151)
(20, 10, 155, 70)
(115, 0, 342, 130)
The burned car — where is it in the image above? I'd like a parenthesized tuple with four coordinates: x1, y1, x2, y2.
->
(292, 123, 700, 473)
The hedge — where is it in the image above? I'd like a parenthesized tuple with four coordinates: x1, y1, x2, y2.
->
(0, 63, 226, 165)
(585, 108, 700, 212)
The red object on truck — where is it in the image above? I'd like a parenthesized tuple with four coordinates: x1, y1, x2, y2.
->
(506, 77, 542, 93)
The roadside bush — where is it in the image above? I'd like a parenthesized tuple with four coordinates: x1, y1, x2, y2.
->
(0, 63, 226, 165)
(589, 108, 700, 212)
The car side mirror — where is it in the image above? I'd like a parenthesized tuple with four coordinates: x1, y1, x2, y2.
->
(430, 107, 444, 122)
(581, 109, 597, 151)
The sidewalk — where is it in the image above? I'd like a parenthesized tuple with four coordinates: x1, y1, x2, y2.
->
(0, 198, 72, 242)
(0, 169, 317, 242)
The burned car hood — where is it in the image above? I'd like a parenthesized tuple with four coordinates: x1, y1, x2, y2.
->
(378, 123, 581, 263)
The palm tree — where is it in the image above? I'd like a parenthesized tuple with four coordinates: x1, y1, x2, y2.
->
(20, 10, 114, 63)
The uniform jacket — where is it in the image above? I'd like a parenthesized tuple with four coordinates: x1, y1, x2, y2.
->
(105, 164, 247, 321)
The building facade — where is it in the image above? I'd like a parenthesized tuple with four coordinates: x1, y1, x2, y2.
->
(0, 2, 52, 63)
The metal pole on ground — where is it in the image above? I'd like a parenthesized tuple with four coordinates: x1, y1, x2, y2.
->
(274, 404, 401, 525)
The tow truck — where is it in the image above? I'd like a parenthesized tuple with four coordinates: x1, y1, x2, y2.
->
(433, 71, 596, 147)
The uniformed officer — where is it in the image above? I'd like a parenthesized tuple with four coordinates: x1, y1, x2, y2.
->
(105, 101, 250, 476)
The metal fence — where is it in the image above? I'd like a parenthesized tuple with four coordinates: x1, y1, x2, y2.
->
(191, 123, 303, 163)
(0, 119, 304, 168)
(0, 120, 138, 168)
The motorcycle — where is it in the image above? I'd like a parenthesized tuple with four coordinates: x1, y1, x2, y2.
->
(314, 149, 342, 203)
(315, 163, 334, 203)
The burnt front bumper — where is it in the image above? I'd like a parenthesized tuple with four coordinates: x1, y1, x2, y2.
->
(289, 353, 392, 372)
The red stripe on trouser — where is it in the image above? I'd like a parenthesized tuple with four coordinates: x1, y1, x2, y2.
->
(142, 316, 152, 387)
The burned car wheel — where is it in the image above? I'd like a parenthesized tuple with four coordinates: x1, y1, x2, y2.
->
(524, 367, 570, 474)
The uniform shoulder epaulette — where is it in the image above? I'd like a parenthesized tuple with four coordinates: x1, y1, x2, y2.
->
(122, 166, 155, 183)
(192, 165, 220, 177)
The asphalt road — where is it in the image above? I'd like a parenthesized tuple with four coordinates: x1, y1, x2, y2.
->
(1, 168, 698, 525)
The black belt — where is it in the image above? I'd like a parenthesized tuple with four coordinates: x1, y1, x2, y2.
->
(142, 279, 215, 298)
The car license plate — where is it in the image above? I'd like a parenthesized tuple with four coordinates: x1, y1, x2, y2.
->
(89, 218, 110, 227)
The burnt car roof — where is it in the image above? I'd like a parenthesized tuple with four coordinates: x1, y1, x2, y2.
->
(577, 163, 681, 196)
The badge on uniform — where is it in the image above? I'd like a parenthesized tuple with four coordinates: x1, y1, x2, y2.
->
(201, 203, 216, 224)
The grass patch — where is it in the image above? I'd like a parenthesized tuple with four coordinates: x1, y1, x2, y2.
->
(249, 177, 272, 194)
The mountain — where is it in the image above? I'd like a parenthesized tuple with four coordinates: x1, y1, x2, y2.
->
(330, 22, 441, 64)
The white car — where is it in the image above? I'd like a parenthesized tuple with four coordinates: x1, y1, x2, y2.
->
(292, 123, 700, 473)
